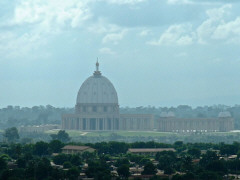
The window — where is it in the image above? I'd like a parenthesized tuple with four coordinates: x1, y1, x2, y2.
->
(107, 118, 111, 130)
(93, 106, 97, 112)
(90, 118, 96, 130)
(104, 106, 108, 112)
(99, 119, 103, 130)
(83, 119, 86, 130)
(114, 118, 119, 130)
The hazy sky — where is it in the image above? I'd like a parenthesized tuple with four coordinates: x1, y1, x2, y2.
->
(1, 0, 240, 108)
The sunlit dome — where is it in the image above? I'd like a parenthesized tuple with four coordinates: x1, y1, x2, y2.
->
(218, 111, 231, 118)
(160, 111, 175, 118)
(167, 111, 175, 117)
(76, 62, 118, 104)
(160, 112, 168, 117)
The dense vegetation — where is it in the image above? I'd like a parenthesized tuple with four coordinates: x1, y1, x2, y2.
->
(0, 105, 73, 128)
(1, 104, 240, 129)
(1, 129, 240, 179)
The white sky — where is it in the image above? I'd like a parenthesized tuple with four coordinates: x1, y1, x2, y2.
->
(1, 0, 240, 108)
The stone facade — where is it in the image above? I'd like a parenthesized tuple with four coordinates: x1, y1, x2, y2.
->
(62, 113, 120, 131)
(120, 114, 154, 131)
(62, 113, 154, 131)
(62, 62, 234, 132)
(157, 117, 234, 132)
(62, 62, 154, 131)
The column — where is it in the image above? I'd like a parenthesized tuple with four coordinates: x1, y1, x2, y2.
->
(96, 118, 99, 130)
(86, 118, 90, 130)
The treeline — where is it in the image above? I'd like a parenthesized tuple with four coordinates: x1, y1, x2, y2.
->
(121, 105, 240, 128)
(1, 104, 240, 129)
(0, 105, 74, 128)
(2, 139, 240, 179)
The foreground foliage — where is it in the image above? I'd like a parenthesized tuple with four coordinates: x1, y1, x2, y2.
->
(1, 140, 240, 179)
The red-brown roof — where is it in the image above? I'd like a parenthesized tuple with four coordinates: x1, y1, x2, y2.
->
(62, 145, 92, 151)
(128, 148, 176, 153)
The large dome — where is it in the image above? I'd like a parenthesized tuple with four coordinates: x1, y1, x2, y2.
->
(76, 63, 118, 104)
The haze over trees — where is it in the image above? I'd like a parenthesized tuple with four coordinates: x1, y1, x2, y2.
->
(3, 127, 19, 142)
(1, 104, 240, 128)
(1, 105, 240, 144)
(0, 105, 73, 128)
(50, 130, 71, 143)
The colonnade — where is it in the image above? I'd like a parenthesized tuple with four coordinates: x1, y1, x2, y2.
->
(157, 118, 234, 132)
(62, 117, 119, 130)
(120, 115, 154, 131)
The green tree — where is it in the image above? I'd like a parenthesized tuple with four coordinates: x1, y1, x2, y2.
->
(3, 127, 19, 142)
(53, 154, 69, 165)
(25, 159, 36, 179)
(34, 141, 49, 156)
(17, 157, 26, 168)
(35, 158, 52, 180)
(115, 158, 130, 167)
(220, 144, 237, 156)
(0, 157, 7, 171)
(1, 168, 25, 180)
(117, 164, 130, 179)
(0, 154, 10, 161)
(15, 144, 22, 157)
(206, 160, 227, 174)
(237, 150, 240, 158)
(51, 168, 65, 180)
(198, 171, 222, 180)
(82, 151, 96, 161)
(200, 150, 218, 166)
(49, 140, 64, 153)
(86, 160, 111, 180)
(174, 141, 183, 147)
(139, 158, 151, 166)
(66, 167, 79, 180)
(70, 154, 82, 166)
(156, 151, 177, 170)
(63, 161, 72, 169)
(142, 162, 157, 175)
(187, 148, 201, 158)
(164, 166, 174, 175)
(127, 153, 144, 164)
(51, 130, 70, 143)
(181, 155, 193, 172)
(172, 172, 195, 180)
(21, 137, 32, 144)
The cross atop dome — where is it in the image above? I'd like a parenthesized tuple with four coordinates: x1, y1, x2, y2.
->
(94, 58, 102, 76)
(96, 59, 99, 71)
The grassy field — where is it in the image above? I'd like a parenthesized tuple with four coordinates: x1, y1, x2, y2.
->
(44, 130, 173, 137)
(43, 129, 240, 144)
(38, 130, 240, 143)
(86, 131, 173, 137)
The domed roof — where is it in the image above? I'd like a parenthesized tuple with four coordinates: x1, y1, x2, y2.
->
(160, 111, 175, 118)
(160, 112, 168, 118)
(76, 62, 118, 104)
(218, 111, 231, 118)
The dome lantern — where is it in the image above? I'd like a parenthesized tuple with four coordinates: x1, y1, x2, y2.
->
(94, 59, 101, 76)
(76, 62, 118, 105)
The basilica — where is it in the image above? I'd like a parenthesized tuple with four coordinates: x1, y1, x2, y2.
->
(62, 62, 234, 132)
(62, 62, 153, 131)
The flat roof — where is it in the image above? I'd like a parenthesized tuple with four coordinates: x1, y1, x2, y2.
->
(62, 145, 93, 151)
(128, 148, 176, 153)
